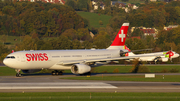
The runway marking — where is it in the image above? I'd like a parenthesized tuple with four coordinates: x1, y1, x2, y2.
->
(0, 82, 117, 89)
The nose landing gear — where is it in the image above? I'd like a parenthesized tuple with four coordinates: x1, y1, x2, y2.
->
(15, 69, 21, 77)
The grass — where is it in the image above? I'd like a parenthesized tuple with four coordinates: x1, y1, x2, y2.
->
(76, 11, 112, 28)
(0, 66, 16, 76)
(92, 65, 180, 73)
(1, 65, 180, 76)
(61, 75, 180, 82)
(0, 35, 22, 45)
(0, 92, 180, 101)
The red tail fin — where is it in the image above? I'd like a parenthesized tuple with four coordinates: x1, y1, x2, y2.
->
(107, 23, 129, 49)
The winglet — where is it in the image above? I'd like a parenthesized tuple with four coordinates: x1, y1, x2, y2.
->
(107, 23, 129, 49)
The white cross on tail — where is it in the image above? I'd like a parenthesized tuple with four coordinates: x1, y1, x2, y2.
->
(119, 30, 125, 42)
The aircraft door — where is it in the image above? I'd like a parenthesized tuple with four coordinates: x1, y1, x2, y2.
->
(21, 54, 26, 62)
(17, 56, 20, 61)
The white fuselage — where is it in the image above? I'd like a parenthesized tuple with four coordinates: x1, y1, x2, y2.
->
(3, 49, 120, 70)
(127, 51, 179, 62)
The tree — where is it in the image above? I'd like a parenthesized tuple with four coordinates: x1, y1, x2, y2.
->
(65, 0, 77, 10)
(125, 38, 146, 53)
(131, 28, 144, 38)
(76, 28, 92, 41)
(99, 20, 103, 26)
(109, 16, 127, 31)
(104, 0, 111, 7)
(93, 31, 111, 49)
(0, 44, 9, 63)
(82, 40, 93, 49)
(144, 35, 155, 49)
(53, 35, 72, 49)
(0, 35, 6, 45)
(145, 0, 149, 4)
(77, 0, 88, 11)
(61, 28, 77, 40)
(72, 39, 81, 49)
(16, 35, 37, 51)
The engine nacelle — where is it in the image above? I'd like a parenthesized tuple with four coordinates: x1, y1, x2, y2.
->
(22, 69, 41, 73)
(120, 49, 129, 56)
(71, 64, 91, 74)
(161, 58, 168, 62)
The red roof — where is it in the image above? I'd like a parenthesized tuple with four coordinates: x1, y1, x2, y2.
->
(166, 28, 173, 31)
(140, 29, 155, 33)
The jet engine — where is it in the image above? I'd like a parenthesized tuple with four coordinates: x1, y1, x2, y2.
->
(22, 69, 41, 73)
(71, 64, 91, 74)
(161, 58, 168, 62)
(120, 50, 129, 57)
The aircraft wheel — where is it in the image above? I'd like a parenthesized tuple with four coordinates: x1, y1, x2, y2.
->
(58, 71, 63, 75)
(55, 72, 59, 75)
(16, 73, 21, 77)
(51, 71, 56, 76)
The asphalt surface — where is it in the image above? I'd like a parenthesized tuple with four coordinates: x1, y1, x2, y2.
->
(0, 73, 180, 92)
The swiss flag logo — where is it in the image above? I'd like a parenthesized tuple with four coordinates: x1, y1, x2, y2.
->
(110, 25, 129, 46)
(119, 30, 126, 42)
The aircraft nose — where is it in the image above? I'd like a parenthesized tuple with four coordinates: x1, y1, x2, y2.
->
(3, 59, 8, 66)
(177, 53, 180, 57)
(174, 53, 180, 58)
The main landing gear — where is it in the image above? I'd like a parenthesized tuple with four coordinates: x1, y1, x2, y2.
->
(15, 69, 21, 77)
(51, 70, 63, 76)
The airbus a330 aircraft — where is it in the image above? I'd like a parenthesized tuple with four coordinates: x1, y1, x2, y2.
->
(3, 23, 164, 77)
(124, 45, 179, 63)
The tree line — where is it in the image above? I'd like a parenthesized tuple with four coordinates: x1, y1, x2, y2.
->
(0, 1, 87, 37)
(1, 1, 180, 63)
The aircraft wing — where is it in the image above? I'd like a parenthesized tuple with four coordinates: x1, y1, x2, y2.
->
(58, 54, 164, 65)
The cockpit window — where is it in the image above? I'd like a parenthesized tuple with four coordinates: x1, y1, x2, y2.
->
(6, 56, 15, 59)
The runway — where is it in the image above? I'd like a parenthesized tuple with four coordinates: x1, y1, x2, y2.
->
(0, 74, 180, 92)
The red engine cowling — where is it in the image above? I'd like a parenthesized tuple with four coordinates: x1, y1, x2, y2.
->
(71, 64, 91, 74)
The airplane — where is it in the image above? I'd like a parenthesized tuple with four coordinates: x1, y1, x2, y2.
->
(124, 45, 179, 63)
(3, 23, 164, 77)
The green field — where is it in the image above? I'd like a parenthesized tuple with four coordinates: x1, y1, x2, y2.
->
(0, 35, 22, 48)
(0, 66, 16, 76)
(1, 65, 180, 76)
(92, 65, 180, 73)
(0, 92, 180, 101)
(76, 11, 112, 28)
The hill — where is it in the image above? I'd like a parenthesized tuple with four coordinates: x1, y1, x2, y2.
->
(76, 11, 112, 28)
